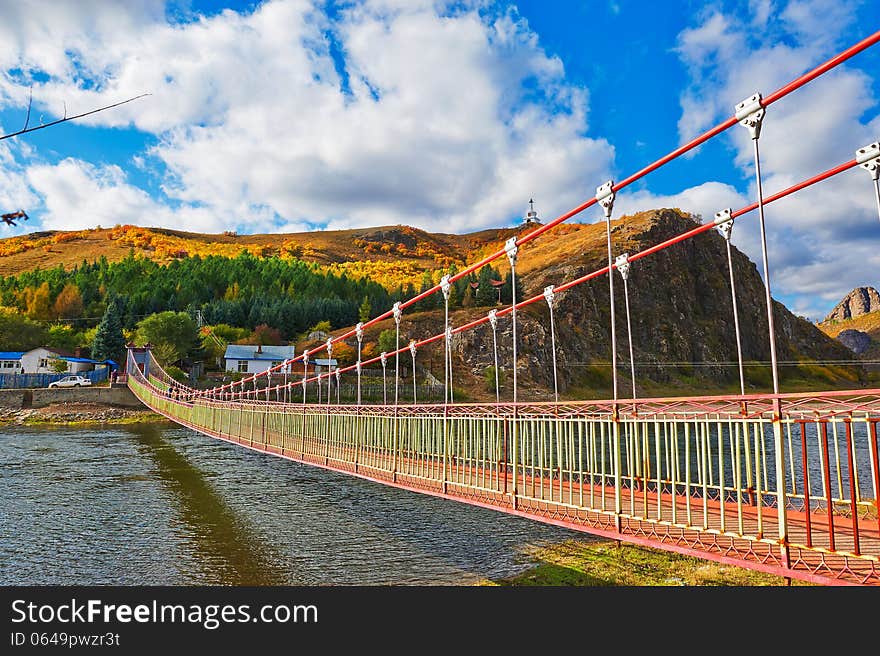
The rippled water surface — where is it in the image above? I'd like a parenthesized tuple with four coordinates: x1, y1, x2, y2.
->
(0, 422, 577, 585)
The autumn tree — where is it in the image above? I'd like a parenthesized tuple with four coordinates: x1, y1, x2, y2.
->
(53, 283, 84, 319)
(24, 282, 52, 320)
(249, 324, 283, 345)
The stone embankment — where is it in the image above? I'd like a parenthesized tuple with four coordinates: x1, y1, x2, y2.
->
(0, 386, 157, 426)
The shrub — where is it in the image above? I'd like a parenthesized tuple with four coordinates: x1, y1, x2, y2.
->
(164, 365, 189, 383)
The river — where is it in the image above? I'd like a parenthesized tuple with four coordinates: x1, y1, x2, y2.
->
(0, 422, 577, 585)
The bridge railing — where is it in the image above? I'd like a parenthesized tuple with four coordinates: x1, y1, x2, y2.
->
(128, 349, 880, 584)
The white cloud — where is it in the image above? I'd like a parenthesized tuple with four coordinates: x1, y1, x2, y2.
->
(0, 0, 613, 235)
(26, 158, 223, 232)
(672, 0, 879, 317)
(0, 138, 38, 229)
(617, 181, 748, 222)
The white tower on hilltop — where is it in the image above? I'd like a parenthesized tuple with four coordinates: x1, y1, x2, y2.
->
(524, 198, 541, 225)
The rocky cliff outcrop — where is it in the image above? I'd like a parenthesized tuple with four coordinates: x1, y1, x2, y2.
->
(824, 287, 880, 322)
(836, 329, 872, 355)
(446, 209, 858, 398)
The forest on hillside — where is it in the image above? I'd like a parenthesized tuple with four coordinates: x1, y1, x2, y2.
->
(0, 249, 516, 361)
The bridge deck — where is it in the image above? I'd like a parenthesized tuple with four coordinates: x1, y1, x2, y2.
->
(129, 363, 880, 585)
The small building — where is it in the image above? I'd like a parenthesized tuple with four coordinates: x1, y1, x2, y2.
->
(310, 359, 337, 375)
(224, 344, 298, 375)
(19, 347, 113, 374)
(0, 351, 24, 373)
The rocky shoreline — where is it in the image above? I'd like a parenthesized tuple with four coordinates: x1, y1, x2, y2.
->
(0, 402, 161, 427)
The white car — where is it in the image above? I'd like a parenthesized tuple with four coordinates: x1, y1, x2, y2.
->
(48, 375, 93, 389)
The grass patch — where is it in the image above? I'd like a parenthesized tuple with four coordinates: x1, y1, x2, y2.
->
(482, 540, 809, 586)
(0, 412, 163, 427)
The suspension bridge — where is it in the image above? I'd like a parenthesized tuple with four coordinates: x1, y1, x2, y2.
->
(125, 30, 880, 586)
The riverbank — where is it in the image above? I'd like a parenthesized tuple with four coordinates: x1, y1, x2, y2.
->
(483, 539, 809, 586)
(0, 402, 162, 427)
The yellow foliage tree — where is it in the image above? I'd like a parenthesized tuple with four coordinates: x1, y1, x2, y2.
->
(24, 282, 53, 320)
(53, 283, 84, 320)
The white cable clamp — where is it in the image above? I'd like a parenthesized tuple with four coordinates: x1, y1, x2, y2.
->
(735, 92, 764, 140)
(596, 180, 615, 218)
(487, 309, 498, 330)
(445, 326, 454, 342)
(856, 142, 880, 181)
(615, 253, 631, 281)
(302, 349, 309, 367)
(440, 274, 451, 300)
(335, 368, 340, 382)
(355, 322, 364, 343)
(392, 301, 402, 324)
(409, 340, 417, 357)
(714, 208, 733, 240)
(326, 339, 333, 357)
(380, 352, 387, 367)
(356, 360, 362, 374)
(504, 237, 518, 267)
(543, 285, 555, 308)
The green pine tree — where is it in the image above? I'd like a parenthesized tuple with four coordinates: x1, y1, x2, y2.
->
(358, 296, 372, 323)
(475, 265, 496, 306)
(92, 297, 127, 364)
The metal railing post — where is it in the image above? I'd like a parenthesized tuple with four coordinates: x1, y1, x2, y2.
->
(441, 275, 452, 404)
(597, 180, 618, 402)
(356, 322, 364, 406)
(505, 236, 519, 507)
(597, 180, 622, 528)
(615, 253, 637, 401)
(736, 92, 788, 566)
(409, 340, 417, 404)
(391, 303, 402, 481)
(715, 209, 747, 397)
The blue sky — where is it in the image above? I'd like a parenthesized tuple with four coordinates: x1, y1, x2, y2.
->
(0, 0, 878, 318)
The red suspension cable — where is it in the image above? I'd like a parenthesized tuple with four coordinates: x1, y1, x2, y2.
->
(268, 155, 861, 394)
(200, 30, 880, 397)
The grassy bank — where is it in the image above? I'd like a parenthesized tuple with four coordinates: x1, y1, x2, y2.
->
(483, 540, 809, 586)
(3, 413, 164, 427)
(0, 402, 162, 428)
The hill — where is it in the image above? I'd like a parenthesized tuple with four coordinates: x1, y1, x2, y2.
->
(818, 301, 880, 371)
(0, 224, 519, 290)
(823, 286, 880, 323)
(314, 209, 863, 400)
(1, 211, 865, 399)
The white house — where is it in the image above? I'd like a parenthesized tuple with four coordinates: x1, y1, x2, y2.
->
(19, 347, 109, 374)
(0, 351, 24, 373)
(224, 344, 298, 375)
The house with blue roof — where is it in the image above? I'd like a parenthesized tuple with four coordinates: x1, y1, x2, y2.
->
(19, 347, 116, 374)
(223, 344, 336, 375)
(0, 351, 24, 373)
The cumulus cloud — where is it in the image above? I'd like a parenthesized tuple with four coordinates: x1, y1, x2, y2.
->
(0, 138, 38, 229)
(25, 158, 224, 232)
(645, 0, 879, 319)
(0, 0, 876, 320)
(616, 181, 748, 222)
(0, 0, 613, 235)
